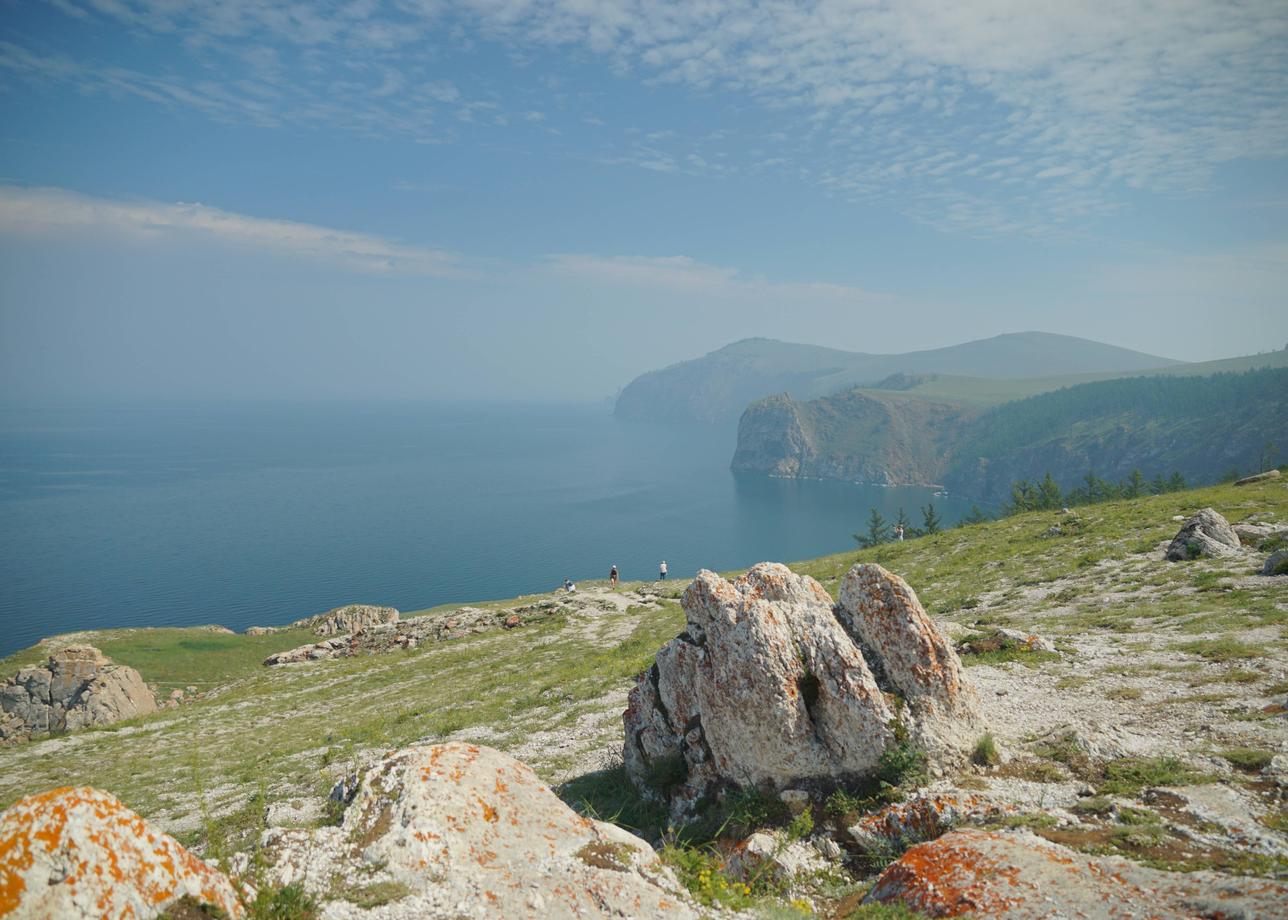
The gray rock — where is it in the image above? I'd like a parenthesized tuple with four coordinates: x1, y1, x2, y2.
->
(622, 563, 983, 819)
(1263, 549, 1288, 576)
(294, 603, 399, 637)
(263, 742, 698, 919)
(1165, 508, 1241, 561)
(1234, 469, 1281, 485)
(0, 645, 157, 742)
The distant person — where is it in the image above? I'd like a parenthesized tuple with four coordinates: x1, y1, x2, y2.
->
(895, 524, 905, 541)
(659, 560, 667, 580)
(609, 564, 619, 587)
(563, 578, 576, 593)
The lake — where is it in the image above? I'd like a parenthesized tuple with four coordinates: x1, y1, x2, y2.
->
(0, 403, 976, 659)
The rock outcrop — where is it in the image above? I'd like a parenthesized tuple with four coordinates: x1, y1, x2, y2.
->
(0, 646, 157, 742)
(622, 563, 982, 818)
(1235, 469, 1281, 485)
(1164, 508, 1242, 560)
(864, 828, 1288, 918)
(262, 742, 696, 919)
(0, 786, 243, 919)
(293, 603, 399, 637)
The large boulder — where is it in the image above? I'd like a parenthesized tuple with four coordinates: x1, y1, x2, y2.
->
(1165, 508, 1241, 561)
(262, 742, 696, 919)
(295, 603, 399, 637)
(0, 786, 243, 919)
(864, 828, 1288, 918)
(622, 563, 982, 818)
(1234, 469, 1281, 485)
(0, 646, 157, 742)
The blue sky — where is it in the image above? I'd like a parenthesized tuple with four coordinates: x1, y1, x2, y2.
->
(1, 0, 1286, 403)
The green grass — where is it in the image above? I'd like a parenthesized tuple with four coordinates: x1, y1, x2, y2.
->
(1174, 638, 1264, 662)
(1098, 757, 1215, 795)
(1219, 747, 1275, 773)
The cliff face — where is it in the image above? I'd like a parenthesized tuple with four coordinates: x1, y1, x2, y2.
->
(732, 389, 974, 486)
(733, 367, 1288, 501)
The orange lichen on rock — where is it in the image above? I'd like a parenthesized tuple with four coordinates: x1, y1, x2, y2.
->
(865, 828, 1288, 919)
(0, 786, 243, 919)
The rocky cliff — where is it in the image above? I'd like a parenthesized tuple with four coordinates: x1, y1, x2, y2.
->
(734, 367, 1288, 500)
(731, 389, 974, 486)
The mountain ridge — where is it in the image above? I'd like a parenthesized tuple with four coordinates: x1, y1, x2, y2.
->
(616, 332, 1180, 423)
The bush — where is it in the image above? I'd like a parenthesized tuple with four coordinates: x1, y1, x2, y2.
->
(246, 883, 318, 920)
(1099, 756, 1210, 795)
(971, 732, 999, 767)
(1220, 747, 1275, 773)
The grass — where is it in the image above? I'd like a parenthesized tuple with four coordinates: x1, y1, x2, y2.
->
(971, 732, 999, 767)
(1174, 638, 1264, 662)
(1219, 747, 1275, 773)
(1098, 757, 1215, 795)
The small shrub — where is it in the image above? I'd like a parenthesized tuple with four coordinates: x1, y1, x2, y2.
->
(1071, 796, 1114, 817)
(660, 844, 760, 909)
(724, 786, 791, 836)
(1099, 757, 1211, 795)
(1175, 638, 1261, 662)
(785, 807, 814, 842)
(845, 900, 933, 918)
(1219, 747, 1275, 773)
(971, 732, 999, 767)
(246, 883, 318, 920)
(877, 721, 927, 788)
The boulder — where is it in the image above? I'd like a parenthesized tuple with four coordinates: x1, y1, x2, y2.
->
(724, 831, 827, 885)
(1164, 508, 1241, 561)
(845, 794, 1014, 854)
(1264, 549, 1288, 576)
(1234, 469, 1281, 485)
(0, 646, 157, 742)
(622, 563, 982, 818)
(0, 786, 243, 919)
(262, 742, 696, 919)
(295, 603, 399, 637)
(262, 636, 351, 666)
(864, 828, 1288, 918)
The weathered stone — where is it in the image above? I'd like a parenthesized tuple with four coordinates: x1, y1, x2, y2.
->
(0, 786, 243, 919)
(1234, 469, 1281, 485)
(993, 628, 1056, 654)
(623, 563, 983, 818)
(1263, 549, 1288, 576)
(262, 742, 696, 919)
(845, 794, 1013, 854)
(294, 603, 399, 637)
(1165, 508, 1241, 561)
(864, 828, 1288, 918)
(0, 646, 157, 742)
(836, 564, 985, 767)
(262, 636, 352, 666)
(244, 625, 282, 636)
(725, 831, 827, 885)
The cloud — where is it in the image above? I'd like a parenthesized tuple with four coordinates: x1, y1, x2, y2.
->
(0, 185, 463, 276)
(12, 1, 1288, 235)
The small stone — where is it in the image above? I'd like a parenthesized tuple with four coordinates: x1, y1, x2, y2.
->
(779, 789, 811, 815)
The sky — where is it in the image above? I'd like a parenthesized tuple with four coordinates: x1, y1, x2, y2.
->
(1, 0, 1286, 404)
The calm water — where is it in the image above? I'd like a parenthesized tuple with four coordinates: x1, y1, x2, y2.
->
(0, 404, 974, 659)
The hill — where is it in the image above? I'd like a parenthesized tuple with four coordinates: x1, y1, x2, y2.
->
(1, 479, 1286, 916)
(615, 332, 1179, 423)
(734, 366, 1288, 498)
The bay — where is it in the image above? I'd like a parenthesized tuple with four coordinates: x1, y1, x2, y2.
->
(0, 403, 975, 659)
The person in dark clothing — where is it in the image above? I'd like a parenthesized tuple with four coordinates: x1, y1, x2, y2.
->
(609, 565, 619, 587)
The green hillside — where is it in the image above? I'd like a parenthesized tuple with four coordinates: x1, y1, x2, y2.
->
(2, 479, 1286, 917)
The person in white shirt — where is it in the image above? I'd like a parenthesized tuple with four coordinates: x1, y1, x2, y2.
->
(659, 561, 668, 580)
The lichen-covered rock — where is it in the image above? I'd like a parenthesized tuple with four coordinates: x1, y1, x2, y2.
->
(724, 831, 828, 885)
(0, 646, 157, 742)
(845, 794, 1013, 854)
(262, 742, 696, 919)
(0, 786, 243, 919)
(294, 603, 399, 637)
(1165, 508, 1241, 561)
(864, 828, 1288, 918)
(1264, 549, 1288, 576)
(262, 636, 352, 666)
(622, 563, 983, 818)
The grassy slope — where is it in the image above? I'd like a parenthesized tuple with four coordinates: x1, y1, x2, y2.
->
(1, 480, 1285, 863)
(865, 348, 1288, 409)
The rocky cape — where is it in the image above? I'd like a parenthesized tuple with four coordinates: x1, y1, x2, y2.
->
(733, 365, 1288, 501)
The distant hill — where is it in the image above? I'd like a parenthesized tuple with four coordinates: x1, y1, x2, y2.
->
(615, 332, 1179, 423)
(734, 366, 1288, 500)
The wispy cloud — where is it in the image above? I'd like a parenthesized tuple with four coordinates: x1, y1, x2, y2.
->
(0, 185, 463, 276)
(8, 1, 1288, 235)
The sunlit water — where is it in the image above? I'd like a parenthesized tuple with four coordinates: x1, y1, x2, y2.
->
(0, 404, 975, 658)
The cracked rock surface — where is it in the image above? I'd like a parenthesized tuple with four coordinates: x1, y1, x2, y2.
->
(622, 562, 983, 818)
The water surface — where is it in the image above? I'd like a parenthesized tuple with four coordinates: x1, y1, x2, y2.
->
(0, 404, 975, 658)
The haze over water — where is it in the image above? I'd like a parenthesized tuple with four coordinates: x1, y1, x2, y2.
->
(0, 403, 974, 659)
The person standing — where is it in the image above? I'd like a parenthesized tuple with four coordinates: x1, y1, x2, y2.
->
(659, 560, 667, 580)
(609, 564, 619, 587)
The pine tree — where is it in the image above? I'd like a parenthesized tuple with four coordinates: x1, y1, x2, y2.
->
(1149, 473, 1167, 495)
(920, 503, 942, 535)
(1037, 473, 1063, 510)
(1006, 479, 1036, 515)
(853, 507, 891, 548)
(1167, 471, 1187, 492)
(1124, 469, 1145, 499)
(963, 505, 990, 526)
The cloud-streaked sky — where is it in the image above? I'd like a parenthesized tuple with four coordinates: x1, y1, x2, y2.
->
(1, 0, 1286, 403)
